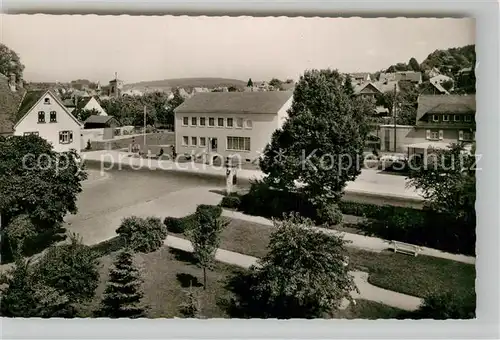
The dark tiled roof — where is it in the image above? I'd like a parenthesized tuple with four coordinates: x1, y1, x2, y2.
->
(16, 90, 47, 122)
(417, 94, 476, 121)
(84, 115, 115, 124)
(174, 91, 293, 114)
(0, 75, 23, 135)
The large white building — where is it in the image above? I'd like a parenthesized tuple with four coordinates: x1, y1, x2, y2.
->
(14, 89, 82, 153)
(174, 91, 293, 163)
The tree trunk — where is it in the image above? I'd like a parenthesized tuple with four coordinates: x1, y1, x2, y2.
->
(203, 267, 207, 290)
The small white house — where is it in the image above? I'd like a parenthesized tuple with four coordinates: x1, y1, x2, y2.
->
(63, 96, 107, 116)
(174, 91, 293, 163)
(14, 89, 83, 153)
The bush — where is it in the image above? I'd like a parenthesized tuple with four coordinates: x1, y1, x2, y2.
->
(220, 195, 241, 209)
(315, 204, 343, 226)
(164, 214, 197, 234)
(410, 291, 475, 319)
(116, 216, 167, 253)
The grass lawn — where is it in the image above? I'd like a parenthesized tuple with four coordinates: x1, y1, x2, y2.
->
(177, 218, 476, 299)
(81, 242, 406, 319)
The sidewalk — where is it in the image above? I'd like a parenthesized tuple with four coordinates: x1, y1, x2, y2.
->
(82, 150, 424, 202)
(165, 234, 423, 311)
(222, 209, 476, 265)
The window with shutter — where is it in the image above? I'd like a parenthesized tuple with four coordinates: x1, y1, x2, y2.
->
(438, 130, 443, 140)
(426, 130, 431, 140)
(69, 131, 73, 143)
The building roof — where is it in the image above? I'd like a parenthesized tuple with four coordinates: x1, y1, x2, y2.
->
(76, 96, 92, 110)
(84, 115, 116, 124)
(416, 94, 476, 121)
(15, 89, 82, 127)
(395, 71, 422, 83)
(355, 80, 398, 94)
(174, 91, 293, 114)
(350, 72, 370, 79)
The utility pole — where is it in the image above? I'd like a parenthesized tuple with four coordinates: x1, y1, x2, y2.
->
(392, 83, 397, 152)
(143, 105, 147, 146)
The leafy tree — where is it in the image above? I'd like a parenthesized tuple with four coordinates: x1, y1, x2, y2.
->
(4, 214, 37, 254)
(408, 143, 476, 229)
(76, 108, 101, 122)
(227, 86, 238, 92)
(408, 57, 420, 72)
(0, 258, 75, 317)
(441, 79, 454, 92)
(0, 135, 87, 258)
(411, 291, 475, 319)
(116, 216, 167, 253)
(386, 63, 408, 72)
(0, 43, 25, 82)
(186, 205, 228, 289)
(268, 78, 283, 90)
(241, 214, 357, 318)
(259, 69, 372, 210)
(420, 45, 475, 78)
(33, 233, 100, 304)
(163, 88, 185, 128)
(343, 75, 355, 96)
(95, 249, 146, 318)
(247, 78, 253, 87)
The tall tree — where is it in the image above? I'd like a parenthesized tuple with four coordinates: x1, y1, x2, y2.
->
(247, 78, 253, 87)
(164, 88, 185, 128)
(408, 57, 421, 72)
(95, 249, 146, 318)
(116, 216, 167, 253)
(0, 43, 25, 81)
(187, 205, 228, 289)
(268, 78, 283, 90)
(343, 75, 355, 96)
(242, 214, 357, 318)
(259, 69, 373, 210)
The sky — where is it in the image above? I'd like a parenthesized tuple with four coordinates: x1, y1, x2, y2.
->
(0, 15, 475, 84)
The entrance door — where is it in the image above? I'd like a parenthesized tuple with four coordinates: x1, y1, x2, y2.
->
(211, 138, 218, 151)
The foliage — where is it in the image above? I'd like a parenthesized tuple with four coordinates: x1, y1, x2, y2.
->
(76, 108, 101, 122)
(220, 194, 241, 209)
(386, 63, 409, 73)
(0, 135, 86, 258)
(0, 43, 25, 81)
(163, 214, 197, 234)
(227, 86, 239, 92)
(315, 203, 343, 226)
(33, 234, 100, 303)
(116, 216, 167, 253)
(376, 80, 418, 125)
(259, 69, 372, 209)
(239, 214, 357, 318)
(247, 78, 253, 87)
(186, 205, 228, 289)
(4, 214, 37, 254)
(408, 143, 475, 228)
(343, 75, 355, 96)
(268, 78, 283, 90)
(95, 249, 146, 318)
(0, 258, 75, 317)
(410, 291, 475, 319)
(420, 44, 475, 78)
(179, 284, 203, 318)
(441, 79, 454, 91)
(408, 57, 420, 72)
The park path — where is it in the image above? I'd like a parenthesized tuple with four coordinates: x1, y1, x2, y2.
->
(222, 210, 476, 265)
(164, 234, 423, 311)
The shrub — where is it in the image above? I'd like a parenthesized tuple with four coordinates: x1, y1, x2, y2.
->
(220, 195, 241, 209)
(116, 216, 167, 253)
(410, 291, 475, 319)
(315, 204, 343, 226)
(164, 214, 197, 234)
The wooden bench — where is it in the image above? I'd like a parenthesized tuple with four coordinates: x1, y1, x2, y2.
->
(391, 240, 421, 257)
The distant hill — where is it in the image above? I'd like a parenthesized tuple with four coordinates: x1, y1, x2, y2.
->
(124, 77, 247, 92)
(377, 44, 475, 79)
(420, 44, 475, 77)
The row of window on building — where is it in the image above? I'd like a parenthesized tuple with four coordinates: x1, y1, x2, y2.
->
(38, 111, 58, 123)
(24, 130, 74, 144)
(182, 136, 251, 151)
(182, 116, 253, 129)
(426, 129, 474, 141)
(431, 114, 473, 122)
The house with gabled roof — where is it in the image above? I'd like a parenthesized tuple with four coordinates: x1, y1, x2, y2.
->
(174, 91, 293, 162)
(13, 89, 83, 153)
(63, 96, 107, 116)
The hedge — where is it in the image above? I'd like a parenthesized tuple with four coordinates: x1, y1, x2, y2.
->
(163, 214, 197, 234)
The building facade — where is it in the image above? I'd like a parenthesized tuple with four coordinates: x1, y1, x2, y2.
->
(174, 91, 293, 163)
(14, 90, 82, 153)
